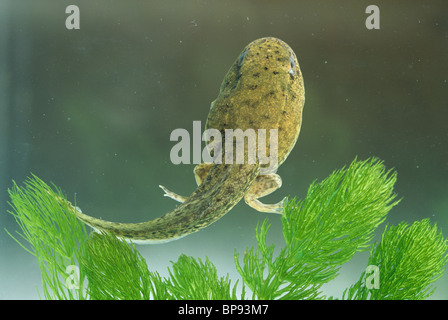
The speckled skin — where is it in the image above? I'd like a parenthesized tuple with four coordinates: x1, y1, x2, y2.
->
(207, 37, 304, 168)
(69, 37, 305, 243)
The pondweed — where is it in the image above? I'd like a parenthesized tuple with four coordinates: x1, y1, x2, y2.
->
(6, 158, 447, 299)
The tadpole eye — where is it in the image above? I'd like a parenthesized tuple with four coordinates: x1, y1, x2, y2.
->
(238, 50, 248, 67)
(289, 57, 297, 75)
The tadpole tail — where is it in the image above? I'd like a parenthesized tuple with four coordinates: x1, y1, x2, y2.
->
(69, 164, 260, 244)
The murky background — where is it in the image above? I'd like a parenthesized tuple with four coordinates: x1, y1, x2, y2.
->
(1, 0, 447, 299)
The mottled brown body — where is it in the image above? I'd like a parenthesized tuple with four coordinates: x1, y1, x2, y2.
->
(70, 37, 305, 243)
(207, 37, 304, 168)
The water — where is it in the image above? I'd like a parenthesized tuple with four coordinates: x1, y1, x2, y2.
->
(1, 0, 447, 299)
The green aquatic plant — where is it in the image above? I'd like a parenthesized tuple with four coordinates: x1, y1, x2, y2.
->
(235, 157, 401, 299)
(6, 175, 89, 299)
(83, 232, 240, 300)
(5, 158, 448, 300)
(343, 219, 448, 300)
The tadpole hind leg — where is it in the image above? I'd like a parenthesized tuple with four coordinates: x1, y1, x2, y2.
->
(160, 164, 213, 203)
(159, 185, 187, 203)
(244, 173, 285, 214)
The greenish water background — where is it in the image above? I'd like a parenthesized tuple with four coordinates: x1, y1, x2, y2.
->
(1, 0, 447, 299)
